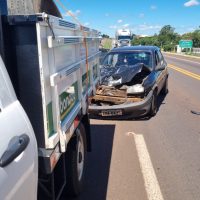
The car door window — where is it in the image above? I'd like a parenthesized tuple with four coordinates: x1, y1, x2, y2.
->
(0, 58, 14, 109)
(155, 51, 160, 66)
(157, 50, 164, 65)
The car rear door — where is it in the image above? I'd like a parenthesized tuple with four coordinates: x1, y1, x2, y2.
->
(0, 57, 38, 200)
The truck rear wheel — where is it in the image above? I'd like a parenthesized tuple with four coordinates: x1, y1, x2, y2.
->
(65, 122, 87, 197)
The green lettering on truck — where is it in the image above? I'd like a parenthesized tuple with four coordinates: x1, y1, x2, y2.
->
(59, 82, 79, 123)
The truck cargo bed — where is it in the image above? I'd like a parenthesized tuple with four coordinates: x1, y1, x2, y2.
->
(2, 13, 100, 149)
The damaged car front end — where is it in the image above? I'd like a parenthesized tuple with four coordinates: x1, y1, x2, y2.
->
(89, 46, 168, 118)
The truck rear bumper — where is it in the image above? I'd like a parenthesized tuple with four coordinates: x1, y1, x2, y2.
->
(89, 90, 153, 119)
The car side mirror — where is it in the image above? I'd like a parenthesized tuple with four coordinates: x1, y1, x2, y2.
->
(156, 65, 165, 71)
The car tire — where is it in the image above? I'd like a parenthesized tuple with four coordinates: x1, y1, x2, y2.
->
(149, 91, 158, 117)
(161, 78, 168, 95)
(65, 122, 87, 197)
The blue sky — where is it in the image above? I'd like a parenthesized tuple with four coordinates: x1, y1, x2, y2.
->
(56, 0, 200, 37)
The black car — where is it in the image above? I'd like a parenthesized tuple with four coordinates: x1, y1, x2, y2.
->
(89, 46, 169, 118)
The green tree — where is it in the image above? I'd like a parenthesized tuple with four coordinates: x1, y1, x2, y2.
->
(181, 27, 200, 48)
(158, 25, 180, 51)
(192, 29, 200, 47)
(131, 24, 200, 51)
(101, 34, 110, 38)
(159, 25, 175, 36)
(131, 35, 160, 46)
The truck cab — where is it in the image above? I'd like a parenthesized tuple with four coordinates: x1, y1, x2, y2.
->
(115, 29, 132, 47)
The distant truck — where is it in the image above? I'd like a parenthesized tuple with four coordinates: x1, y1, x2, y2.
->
(115, 29, 132, 47)
(0, 0, 100, 199)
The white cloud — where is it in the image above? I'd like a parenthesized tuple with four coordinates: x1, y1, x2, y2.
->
(129, 24, 162, 36)
(184, 0, 199, 7)
(76, 10, 81, 15)
(187, 27, 196, 31)
(131, 24, 161, 32)
(117, 19, 123, 23)
(123, 24, 130, 28)
(109, 23, 130, 29)
(138, 24, 161, 31)
(109, 25, 117, 29)
(84, 22, 90, 26)
(172, 25, 197, 34)
(150, 5, 157, 10)
(108, 23, 162, 35)
(139, 13, 145, 18)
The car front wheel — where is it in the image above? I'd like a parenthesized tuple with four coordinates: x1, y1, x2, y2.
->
(149, 91, 158, 117)
(161, 78, 168, 95)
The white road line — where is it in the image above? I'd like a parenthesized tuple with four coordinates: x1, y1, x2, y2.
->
(127, 132, 164, 200)
(164, 55, 200, 65)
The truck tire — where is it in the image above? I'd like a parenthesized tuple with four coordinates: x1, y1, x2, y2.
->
(149, 91, 158, 117)
(65, 122, 87, 197)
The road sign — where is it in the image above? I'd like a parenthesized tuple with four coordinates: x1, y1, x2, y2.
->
(179, 40, 193, 48)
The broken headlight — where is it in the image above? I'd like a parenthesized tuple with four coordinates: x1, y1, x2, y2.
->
(127, 84, 144, 94)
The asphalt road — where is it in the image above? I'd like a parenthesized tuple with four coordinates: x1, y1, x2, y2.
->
(70, 53, 200, 200)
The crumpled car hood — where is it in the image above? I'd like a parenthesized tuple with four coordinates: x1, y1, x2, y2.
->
(101, 63, 150, 86)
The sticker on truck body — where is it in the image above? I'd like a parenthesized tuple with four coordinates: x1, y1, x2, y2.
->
(59, 82, 79, 124)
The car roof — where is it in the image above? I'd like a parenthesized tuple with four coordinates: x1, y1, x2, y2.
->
(110, 45, 160, 53)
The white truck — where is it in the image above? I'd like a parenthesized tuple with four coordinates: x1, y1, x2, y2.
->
(0, 0, 100, 199)
(115, 29, 132, 47)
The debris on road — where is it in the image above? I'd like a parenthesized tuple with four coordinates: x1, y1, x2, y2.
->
(191, 110, 200, 115)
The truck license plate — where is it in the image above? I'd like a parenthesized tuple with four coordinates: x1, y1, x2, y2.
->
(101, 110, 122, 116)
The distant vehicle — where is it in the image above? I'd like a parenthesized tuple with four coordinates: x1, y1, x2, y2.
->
(89, 46, 169, 119)
(115, 29, 132, 47)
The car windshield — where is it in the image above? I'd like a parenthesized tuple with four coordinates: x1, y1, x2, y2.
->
(102, 51, 152, 69)
(118, 36, 131, 40)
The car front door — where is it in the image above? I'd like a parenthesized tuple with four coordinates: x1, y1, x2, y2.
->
(157, 50, 168, 90)
(155, 51, 163, 93)
(0, 57, 38, 200)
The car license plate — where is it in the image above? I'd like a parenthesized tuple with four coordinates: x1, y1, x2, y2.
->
(101, 110, 122, 116)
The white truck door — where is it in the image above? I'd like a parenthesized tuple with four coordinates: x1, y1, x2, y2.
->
(0, 57, 38, 200)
